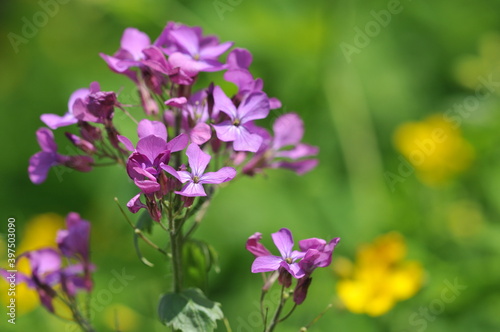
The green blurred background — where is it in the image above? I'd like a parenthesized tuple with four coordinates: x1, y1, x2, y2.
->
(2, 0, 500, 331)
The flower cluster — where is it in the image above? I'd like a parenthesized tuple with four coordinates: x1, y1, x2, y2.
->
(25, 21, 323, 332)
(247, 228, 340, 305)
(0, 213, 93, 313)
(28, 22, 319, 222)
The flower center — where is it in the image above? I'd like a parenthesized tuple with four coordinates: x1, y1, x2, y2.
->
(193, 176, 200, 183)
(285, 257, 293, 264)
(233, 119, 241, 126)
(193, 53, 200, 61)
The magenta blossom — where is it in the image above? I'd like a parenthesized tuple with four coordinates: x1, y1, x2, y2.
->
(246, 232, 272, 257)
(40, 87, 90, 129)
(224, 48, 281, 110)
(165, 89, 212, 144)
(160, 24, 233, 77)
(1, 213, 95, 312)
(248, 229, 340, 304)
(212, 86, 270, 152)
(162, 143, 236, 197)
(120, 119, 188, 194)
(250, 228, 306, 279)
(100, 27, 152, 81)
(293, 237, 340, 304)
(244, 113, 318, 175)
(57, 212, 91, 262)
(28, 128, 93, 184)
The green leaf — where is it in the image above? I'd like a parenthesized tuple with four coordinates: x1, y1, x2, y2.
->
(158, 288, 224, 332)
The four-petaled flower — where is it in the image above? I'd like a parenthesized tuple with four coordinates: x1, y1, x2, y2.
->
(162, 24, 234, 77)
(163, 143, 236, 197)
(212, 86, 270, 152)
(248, 228, 340, 305)
(251, 228, 306, 278)
(28, 128, 93, 184)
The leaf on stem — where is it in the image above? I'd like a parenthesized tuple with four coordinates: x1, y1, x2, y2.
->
(158, 288, 224, 332)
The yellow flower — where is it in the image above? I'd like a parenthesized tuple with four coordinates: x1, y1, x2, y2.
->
(103, 304, 140, 332)
(453, 32, 500, 90)
(0, 213, 65, 315)
(336, 232, 424, 316)
(394, 114, 474, 185)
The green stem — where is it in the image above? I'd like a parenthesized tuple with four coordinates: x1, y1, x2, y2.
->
(265, 285, 287, 332)
(170, 218, 183, 293)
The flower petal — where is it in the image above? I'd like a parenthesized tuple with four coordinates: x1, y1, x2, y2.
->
(275, 144, 319, 160)
(186, 143, 210, 176)
(36, 128, 57, 152)
(176, 182, 206, 197)
(127, 193, 146, 213)
(40, 113, 78, 130)
(134, 178, 161, 194)
(213, 121, 238, 142)
(199, 167, 236, 184)
(238, 92, 270, 123)
(226, 48, 253, 70)
(251, 255, 283, 273)
(138, 119, 167, 140)
(121, 28, 151, 60)
(166, 133, 189, 152)
(271, 228, 295, 259)
(160, 163, 182, 182)
(169, 26, 201, 56)
(28, 151, 57, 184)
(190, 123, 212, 145)
(136, 135, 167, 163)
(246, 233, 272, 257)
(233, 126, 263, 152)
(118, 135, 135, 151)
(272, 113, 304, 149)
(199, 41, 233, 59)
(213, 86, 237, 119)
(280, 261, 305, 279)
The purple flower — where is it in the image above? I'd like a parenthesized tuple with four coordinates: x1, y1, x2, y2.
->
(1, 214, 96, 311)
(121, 119, 188, 194)
(141, 46, 192, 86)
(250, 228, 306, 279)
(40, 87, 89, 129)
(246, 232, 272, 257)
(243, 113, 318, 175)
(161, 24, 233, 77)
(293, 237, 340, 305)
(212, 86, 270, 152)
(57, 212, 91, 262)
(224, 48, 281, 110)
(100, 27, 151, 81)
(0, 248, 87, 312)
(299, 237, 340, 269)
(165, 90, 212, 144)
(28, 128, 93, 184)
(72, 82, 117, 124)
(163, 143, 236, 197)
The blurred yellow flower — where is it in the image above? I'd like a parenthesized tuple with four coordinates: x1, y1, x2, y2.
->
(393, 114, 474, 185)
(453, 32, 500, 91)
(103, 304, 140, 332)
(336, 232, 424, 316)
(0, 213, 65, 315)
